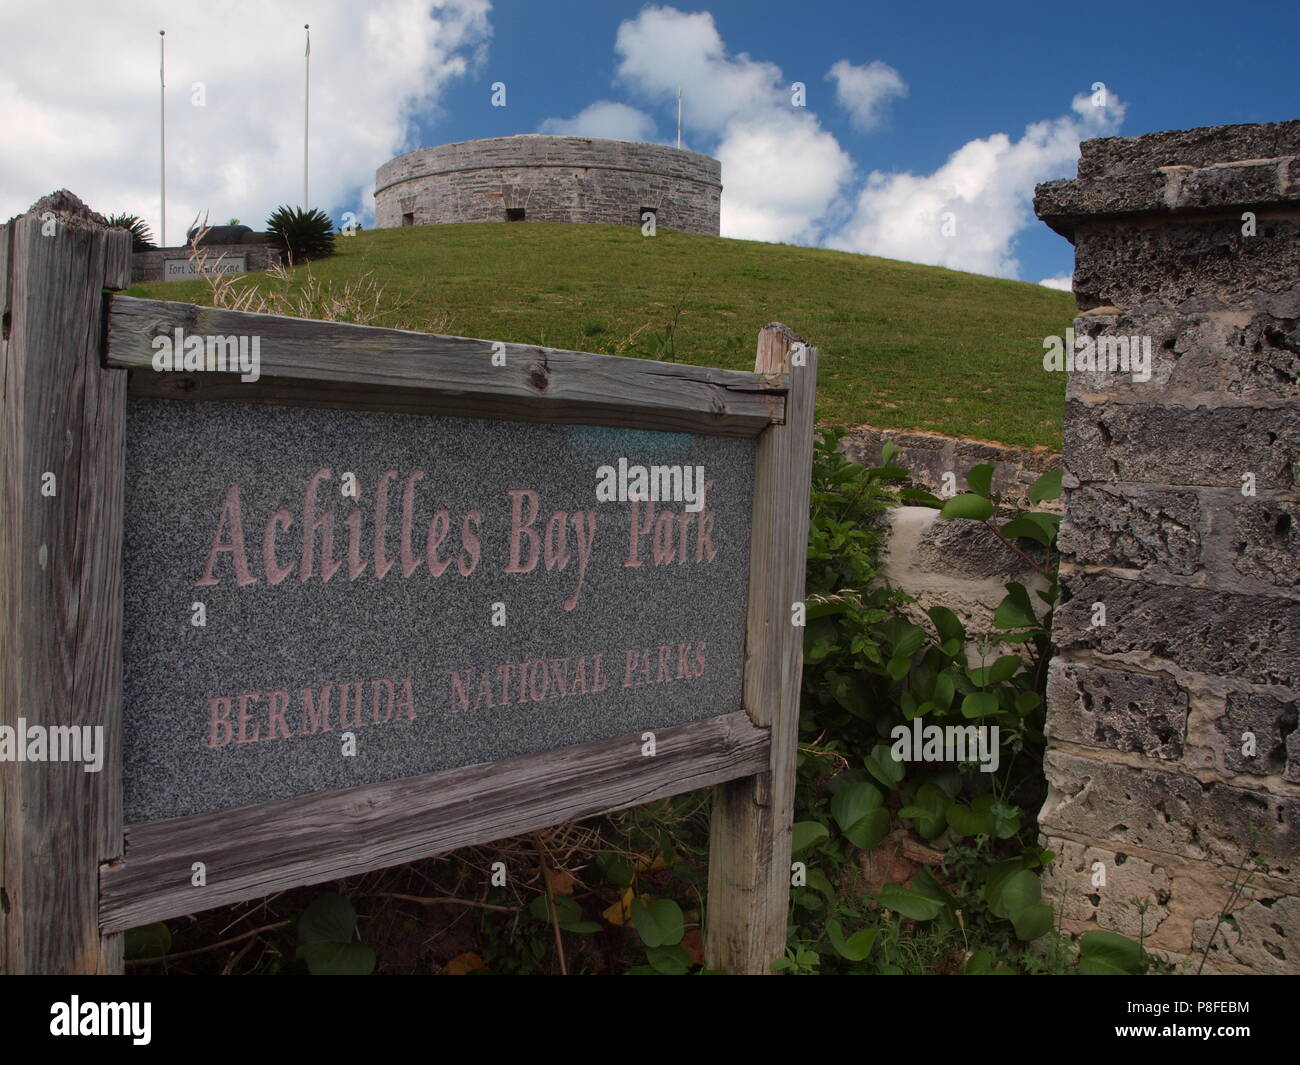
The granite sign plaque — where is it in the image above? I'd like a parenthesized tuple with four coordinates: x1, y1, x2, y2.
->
(122, 398, 756, 823)
(164, 255, 246, 280)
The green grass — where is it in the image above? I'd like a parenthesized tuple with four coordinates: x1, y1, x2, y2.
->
(129, 222, 1074, 449)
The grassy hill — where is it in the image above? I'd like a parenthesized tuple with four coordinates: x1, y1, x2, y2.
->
(128, 222, 1075, 449)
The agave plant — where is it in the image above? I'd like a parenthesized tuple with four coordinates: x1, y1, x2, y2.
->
(265, 205, 336, 263)
(107, 213, 155, 252)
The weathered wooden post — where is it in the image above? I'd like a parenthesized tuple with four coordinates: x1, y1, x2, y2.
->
(0, 193, 131, 973)
(706, 324, 817, 973)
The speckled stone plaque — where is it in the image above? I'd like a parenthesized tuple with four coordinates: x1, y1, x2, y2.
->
(122, 398, 755, 823)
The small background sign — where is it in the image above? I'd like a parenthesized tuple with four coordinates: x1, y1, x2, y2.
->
(164, 255, 247, 280)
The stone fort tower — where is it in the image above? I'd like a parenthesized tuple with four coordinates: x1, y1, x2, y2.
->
(374, 135, 721, 235)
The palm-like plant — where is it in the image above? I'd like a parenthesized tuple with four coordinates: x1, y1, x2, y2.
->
(107, 213, 155, 252)
(265, 205, 336, 263)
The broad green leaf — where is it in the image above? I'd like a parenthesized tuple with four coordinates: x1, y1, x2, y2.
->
(1015, 690, 1041, 715)
(298, 893, 358, 946)
(1000, 513, 1061, 546)
(531, 895, 602, 934)
(297, 893, 376, 974)
(897, 782, 949, 840)
(1012, 902, 1055, 941)
(630, 898, 685, 948)
(806, 868, 837, 901)
(846, 808, 889, 850)
(886, 654, 912, 680)
(881, 440, 900, 465)
(124, 922, 171, 961)
(646, 944, 693, 975)
(947, 801, 992, 837)
(910, 866, 957, 909)
(988, 798, 1022, 839)
(899, 488, 943, 507)
(827, 919, 879, 962)
(830, 781, 884, 831)
(939, 493, 994, 521)
(899, 689, 919, 720)
(893, 623, 925, 658)
(1078, 931, 1149, 975)
(844, 808, 890, 850)
(967, 655, 1022, 687)
(1029, 468, 1063, 504)
(804, 598, 854, 620)
(966, 463, 995, 498)
(595, 851, 634, 887)
(994, 582, 1037, 629)
(932, 672, 956, 710)
(961, 691, 999, 719)
(927, 606, 966, 648)
(985, 868, 1041, 921)
(829, 779, 890, 849)
(865, 743, 905, 789)
(877, 884, 944, 921)
(791, 821, 830, 855)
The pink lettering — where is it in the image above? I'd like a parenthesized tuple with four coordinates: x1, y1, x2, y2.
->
(196, 483, 258, 587)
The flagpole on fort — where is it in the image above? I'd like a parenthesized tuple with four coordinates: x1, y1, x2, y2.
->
(159, 30, 166, 247)
(676, 87, 683, 149)
(303, 24, 310, 209)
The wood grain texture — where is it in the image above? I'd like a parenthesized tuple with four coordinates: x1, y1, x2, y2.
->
(705, 323, 817, 974)
(0, 198, 130, 974)
(107, 296, 787, 436)
(100, 711, 768, 933)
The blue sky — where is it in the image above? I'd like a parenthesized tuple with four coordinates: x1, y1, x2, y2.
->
(5, 0, 1298, 286)
(420, 0, 1299, 285)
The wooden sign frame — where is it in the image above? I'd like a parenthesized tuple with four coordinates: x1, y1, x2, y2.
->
(0, 201, 816, 975)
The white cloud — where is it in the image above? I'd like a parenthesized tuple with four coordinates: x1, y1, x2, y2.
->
(826, 59, 905, 131)
(538, 101, 657, 142)
(611, 6, 853, 244)
(827, 92, 1126, 277)
(717, 112, 852, 244)
(613, 5, 785, 137)
(0, 0, 491, 240)
(1039, 275, 1073, 291)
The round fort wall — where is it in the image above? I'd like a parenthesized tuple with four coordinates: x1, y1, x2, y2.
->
(374, 135, 721, 235)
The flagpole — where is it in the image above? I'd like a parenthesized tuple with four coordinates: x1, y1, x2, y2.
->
(160, 29, 166, 246)
(676, 87, 683, 149)
(303, 24, 310, 209)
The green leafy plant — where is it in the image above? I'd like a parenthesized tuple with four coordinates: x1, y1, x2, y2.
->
(790, 436, 1079, 971)
(107, 212, 155, 252)
(265, 205, 337, 263)
(296, 892, 376, 975)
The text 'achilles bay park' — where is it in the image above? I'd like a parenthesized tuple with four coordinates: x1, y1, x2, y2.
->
(191, 458, 720, 750)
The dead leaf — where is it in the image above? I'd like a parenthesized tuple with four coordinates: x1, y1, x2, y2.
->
(442, 952, 487, 975)
(602, 887, 635, 926)
(543, 866, 577, 895)
(681, 928, 704, 965)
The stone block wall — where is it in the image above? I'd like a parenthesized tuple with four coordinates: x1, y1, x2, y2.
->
(374, 135, 721, 235)
(839, 428, 1061, 640)
(1034, 120, 1300, 973)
